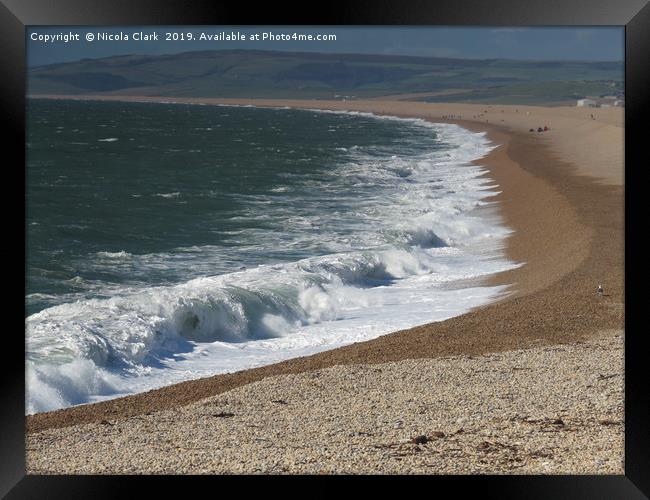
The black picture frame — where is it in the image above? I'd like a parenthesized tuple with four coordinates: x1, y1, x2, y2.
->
(2, 0, 648, 496)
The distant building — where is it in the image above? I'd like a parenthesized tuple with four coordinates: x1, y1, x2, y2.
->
(577, 98, 597, 107)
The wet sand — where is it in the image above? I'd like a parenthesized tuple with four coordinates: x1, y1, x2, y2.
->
(26, 96, 624, 473)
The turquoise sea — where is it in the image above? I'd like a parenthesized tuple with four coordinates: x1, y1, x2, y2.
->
(26, 99, 516, 413)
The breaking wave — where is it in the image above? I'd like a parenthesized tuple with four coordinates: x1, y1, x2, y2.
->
(26, 107, 518, 413)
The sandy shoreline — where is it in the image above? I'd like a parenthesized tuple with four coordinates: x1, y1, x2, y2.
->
(26, 96, 624, 473)
(28, 333, 624, 474)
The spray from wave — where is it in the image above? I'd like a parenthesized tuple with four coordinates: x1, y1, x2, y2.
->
(26, 107, 518, 414)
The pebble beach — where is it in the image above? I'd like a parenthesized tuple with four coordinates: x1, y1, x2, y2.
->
(26, 97, 625, 474)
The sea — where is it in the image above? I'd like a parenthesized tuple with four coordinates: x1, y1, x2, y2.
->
(26, 99, 518, 414)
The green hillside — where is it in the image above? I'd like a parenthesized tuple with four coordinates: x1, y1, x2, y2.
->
(28, 50, 623, 105)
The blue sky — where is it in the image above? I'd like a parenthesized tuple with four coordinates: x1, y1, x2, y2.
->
(27, 26, 624, 67)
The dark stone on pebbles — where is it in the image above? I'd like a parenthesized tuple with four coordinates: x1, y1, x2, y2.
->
(212, 412, 235, 418)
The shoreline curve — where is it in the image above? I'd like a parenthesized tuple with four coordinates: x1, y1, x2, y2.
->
(26, 96, 624, 434)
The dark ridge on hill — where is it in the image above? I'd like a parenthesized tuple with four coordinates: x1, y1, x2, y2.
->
(29, 49, 623, 104)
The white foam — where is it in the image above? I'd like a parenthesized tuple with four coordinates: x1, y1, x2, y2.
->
(153, 192, 181, 199)
(26, 109, 520, 414)
(96, 251, 132, 259)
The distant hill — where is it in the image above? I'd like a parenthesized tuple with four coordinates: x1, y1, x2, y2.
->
(28, 50, 624, 105)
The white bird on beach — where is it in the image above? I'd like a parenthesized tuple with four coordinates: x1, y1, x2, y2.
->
(597, 284, 604, 295)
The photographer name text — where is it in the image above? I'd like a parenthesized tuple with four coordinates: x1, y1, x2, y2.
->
(30, 31, 338, 44)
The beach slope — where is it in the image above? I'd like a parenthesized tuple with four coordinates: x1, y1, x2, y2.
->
(26, 98, 624, 474)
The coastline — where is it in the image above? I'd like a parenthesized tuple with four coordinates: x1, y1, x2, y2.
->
(26, 96, 624, 472)
(28, 332, 623, 474)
